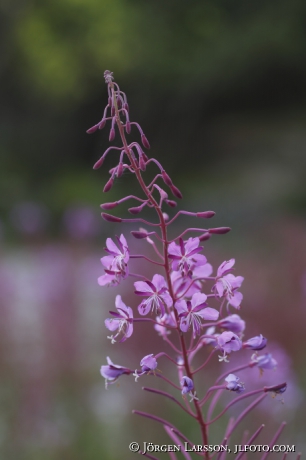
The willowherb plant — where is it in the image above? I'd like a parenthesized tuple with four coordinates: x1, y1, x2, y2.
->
(87, 71, 299, 459)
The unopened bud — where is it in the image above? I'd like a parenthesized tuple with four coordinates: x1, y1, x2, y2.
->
(109, 128, 115, 142)
(131, 230, 149, 239)
(100, 202, 118, 210)
(165, 199, 177, 208)
(141, 134, 150, 149)
(103, 177, 114, 192)
(124, 102, 129, 112)
(196, 211, 215, 218)
(199, 232, 211, 241)
(208, 227, 231, 234)
(101, 213, 122, 223)
(117, 163, 124, 178)
(170, 185, 183, 199)
(139, 156, 146, 171)
(128, 205, 144, 215)
(162, 171, 173, 186)
(142, 153, 148, 162)
(86, 124, 99, 134)
(93, 157, 104, 169)
(98, 119, 106, 129)
(126, 121, 131, 134)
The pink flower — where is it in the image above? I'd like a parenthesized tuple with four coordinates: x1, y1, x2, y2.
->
(175, 292, 219, 337)
(217, 331, 242, 361)
(105, 295, 133, 343)
(168, 237, 207, 277)
(100, 357, 132, 388)
(213, 259, 244, 308)
(134, 274, 173, 316)
(98, 234, 129, 286)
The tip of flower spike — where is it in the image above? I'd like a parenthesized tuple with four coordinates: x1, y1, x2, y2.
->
(101, 213, 122, 223)
(196, 211, 215, 218)
(208, 227, 231, 234)
(104, 70, 114, 83)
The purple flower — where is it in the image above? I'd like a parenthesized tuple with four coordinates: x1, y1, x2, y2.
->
(105, 295, 133, 343)
(225, 374, 245, 393)
(217, 331, 242, 361)
(252, 353, 277, 370)
(98, 234, 129, 286)
(218, 314, 245, 334)
(213, 259, 244, 309)
(100, 357, 132, 388)
(134, 274, 173, 316)
(180, 376, 194, 395)
(168, 237, 207, 277)
(175, 292, 219, 337)
(140, 354, 158, 372)
(154, 312, 176, 337)
(243, 334, 267, 350)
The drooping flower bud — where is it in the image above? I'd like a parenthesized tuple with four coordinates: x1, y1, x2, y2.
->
(109, 127, 115, 142)
(141, 134, 150, 149)
(196, 211, 215, 218)
(170, 185, 183, 199)
(98, 119, 106, 129)
(243, 334, 267, 350)
(103, 177, 114, 193)
(125, 121, 131, 134)
(86, 124, 99, 134)
(131, 230, 150, 239)
(161, 170, 173, 187)
(101, 213, 122, 223)
(100, 202, 119, 210)
(199, 232, 211, 241)
(208, 227, 231, 234)
(165, 199, 177, 208)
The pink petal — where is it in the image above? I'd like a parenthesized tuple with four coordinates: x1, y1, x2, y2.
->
(199, 307, 219, 321)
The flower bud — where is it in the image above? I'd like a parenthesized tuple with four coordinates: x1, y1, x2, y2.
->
(109, 128, 115, 142)
(86, 124, 99, 134)
(199, 232, 211, 241)
(101, 213, 122, 223)
(131, 230, 149, 239)
(208, 227, 231, 234)
(196, 211, 215, 218)
(93, 157, 104, 170)
(165, 199, 177, 208)
(125, 121, 131, 134)
(170, 185, 183, 199)
(98, 119, 106, 129)
(128, 205, 144, 215)
(100, 202, 118, 210)
(141, 134, 150, 149)
(103, 177, 114, 192)
(161, 171, 173, 187)
(117, 163, 124, 178)
(124, 102, 129, 112)
(139, 156, 146, 171)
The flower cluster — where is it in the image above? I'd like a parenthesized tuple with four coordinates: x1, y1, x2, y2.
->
(88, 71, 294, 459)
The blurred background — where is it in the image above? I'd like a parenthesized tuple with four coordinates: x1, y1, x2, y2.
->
(1, 0, 306, 458)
